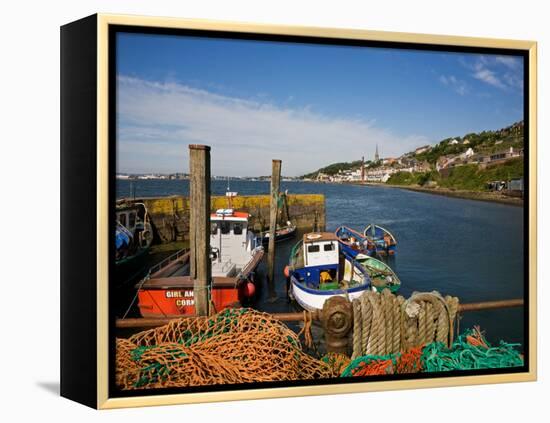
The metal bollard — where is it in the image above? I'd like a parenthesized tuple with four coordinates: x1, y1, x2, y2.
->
(320, 296, 353, 355)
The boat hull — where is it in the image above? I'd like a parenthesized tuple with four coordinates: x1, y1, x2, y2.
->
(115, 245, 151, 286)
(290, 277, 371, 311)
(136, 248, 263, 317)
(137, 277, 246, 317)
(355, 255, 401, 293)
(260, 225, 297, 246)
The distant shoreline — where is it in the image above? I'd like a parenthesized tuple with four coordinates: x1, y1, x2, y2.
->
(355, 182, 523, 207)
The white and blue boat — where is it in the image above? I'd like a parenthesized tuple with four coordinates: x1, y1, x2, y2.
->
(287, 232, 372, 311)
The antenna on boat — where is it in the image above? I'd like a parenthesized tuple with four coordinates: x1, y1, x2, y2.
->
(225, 177, 238, 209)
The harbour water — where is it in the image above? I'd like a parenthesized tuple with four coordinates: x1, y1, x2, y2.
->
(117, 179, 525, 346)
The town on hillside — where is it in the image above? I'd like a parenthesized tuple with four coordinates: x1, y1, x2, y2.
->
(302, 121, 524, 193)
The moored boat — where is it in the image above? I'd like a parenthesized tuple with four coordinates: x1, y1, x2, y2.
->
(335, 225, 376, 257)
(353, 253, 401, 293)
(258, 221, 297, 246)
(115, 201, 153, 283)
(135, 208, 264, 317)
(363, 224, 397, 256)
(287, 232, 372, 311)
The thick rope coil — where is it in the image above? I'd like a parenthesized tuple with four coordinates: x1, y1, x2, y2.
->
(445, 295, 459, 346)
(392, 295, 404, 353)
(366, 291, 385, 355)
(417, 302, 427, 347)
(352, 299, 362, 360)
(352, 290, 460, 358)
(426, 302, 436, 345)
(360, 293, 372, 354)
(382, 289, 393, 354)
(436, 300, 449, 344)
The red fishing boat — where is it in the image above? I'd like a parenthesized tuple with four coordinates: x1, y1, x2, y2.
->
(136, 208, 264, 317)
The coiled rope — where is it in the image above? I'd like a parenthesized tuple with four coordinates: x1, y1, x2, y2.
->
(351, 290, 459, 359)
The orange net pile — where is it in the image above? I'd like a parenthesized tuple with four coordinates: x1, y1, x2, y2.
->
(341, 346, 424, 377)
(116, 308, 334, 390)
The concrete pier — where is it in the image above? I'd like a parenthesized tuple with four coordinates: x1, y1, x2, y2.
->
(124, 193, 326, 243)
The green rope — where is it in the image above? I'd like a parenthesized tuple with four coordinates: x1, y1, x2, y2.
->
(341, 328, 523, 377)
(421, 331, 523, 372)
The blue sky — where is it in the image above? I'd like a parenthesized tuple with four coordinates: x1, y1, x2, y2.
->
(116, 32, 524, 176)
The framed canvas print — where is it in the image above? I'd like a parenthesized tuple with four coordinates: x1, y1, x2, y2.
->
(60, 14, 537, 409)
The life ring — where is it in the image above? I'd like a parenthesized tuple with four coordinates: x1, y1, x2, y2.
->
(306, 233, 322, 240)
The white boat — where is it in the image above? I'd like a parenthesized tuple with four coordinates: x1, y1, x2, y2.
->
(287, 232, 372, 311)
(136, 207, 264, 317)
(209, 208, 264, 278)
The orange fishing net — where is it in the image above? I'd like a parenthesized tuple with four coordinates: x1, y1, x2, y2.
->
(116, 308, 334, 390)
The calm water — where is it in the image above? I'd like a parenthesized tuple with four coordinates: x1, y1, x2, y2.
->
(117, 179, 525, 346)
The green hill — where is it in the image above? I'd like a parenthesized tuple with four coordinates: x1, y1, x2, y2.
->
(301, 121, 524, 187)
(415, 121, 524, 164)
(388, 158, 523, 191)
(302, 160, 366, 179)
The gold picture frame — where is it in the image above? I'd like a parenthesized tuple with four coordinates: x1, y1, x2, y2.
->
(61, 13, 537, 409)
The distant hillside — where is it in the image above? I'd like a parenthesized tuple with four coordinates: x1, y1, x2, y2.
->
(301, 120, 524, 179)
(388, 158, 523, 191)
(415, 120, 524, 164)
(302, 160, 366, 179)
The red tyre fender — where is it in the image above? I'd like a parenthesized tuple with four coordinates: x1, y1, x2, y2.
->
(283, 265, 290, 278)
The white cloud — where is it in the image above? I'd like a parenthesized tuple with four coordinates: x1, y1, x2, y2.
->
(462, 55, 523, 91)
(472, 62, 506, 89)
(439, 74, 468, 95)
(495, 56, 522, 69)
(117, 76, 429, 176)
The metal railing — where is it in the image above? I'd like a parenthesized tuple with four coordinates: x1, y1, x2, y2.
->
(148, 248, 190, 276)
(116, 298, 524, 329)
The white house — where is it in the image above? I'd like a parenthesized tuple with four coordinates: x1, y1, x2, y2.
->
(460, 147, 475, 160)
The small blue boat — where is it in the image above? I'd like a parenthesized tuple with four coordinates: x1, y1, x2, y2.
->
(287, 232, 372, 311)
(363, 224, 397, 256)
(335, 225, 376, 257)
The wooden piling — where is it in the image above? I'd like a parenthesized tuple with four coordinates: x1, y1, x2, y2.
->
(189, 144, 211, 316)
(267, 159, 282, 299)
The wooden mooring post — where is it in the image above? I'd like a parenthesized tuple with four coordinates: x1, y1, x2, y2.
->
(189, 144, 212, 316)
(267, 159, 282, 300)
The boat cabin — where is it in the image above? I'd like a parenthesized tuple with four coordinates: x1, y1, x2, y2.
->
(115, 202, 152, 256)
(210, 209, 258, 277)
(116, 207, 139, 233)
(301, 232, 340, 287)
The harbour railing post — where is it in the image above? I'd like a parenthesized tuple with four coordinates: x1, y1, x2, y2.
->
(267, 159, 282, 300)
(189, 144, 212, 316)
